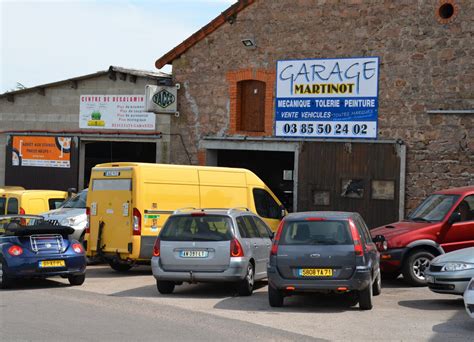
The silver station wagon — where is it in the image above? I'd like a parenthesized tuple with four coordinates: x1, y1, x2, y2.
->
(151, 208, 274, 296)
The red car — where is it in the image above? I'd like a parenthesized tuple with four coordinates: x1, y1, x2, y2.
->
(371, 186, 474, 286)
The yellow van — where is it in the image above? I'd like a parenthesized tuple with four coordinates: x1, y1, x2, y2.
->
(85, 162, 285, 271)
(0, 190, 68, 215)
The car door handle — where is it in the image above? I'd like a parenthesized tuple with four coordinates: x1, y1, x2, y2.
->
(253, 243, 258, 248)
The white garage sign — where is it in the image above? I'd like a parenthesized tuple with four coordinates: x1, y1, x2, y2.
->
(79, 95, 155, 130)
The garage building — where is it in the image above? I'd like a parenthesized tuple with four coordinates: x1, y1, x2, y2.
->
(154, 0, 473, 228)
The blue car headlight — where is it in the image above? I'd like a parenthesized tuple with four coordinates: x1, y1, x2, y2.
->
(441, 263, 474, 272)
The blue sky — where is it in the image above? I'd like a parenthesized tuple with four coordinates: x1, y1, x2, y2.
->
(0, 0, 235, 93)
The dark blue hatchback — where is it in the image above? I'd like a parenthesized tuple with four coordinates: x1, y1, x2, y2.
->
(0, 215, 86, 289)
(267, 211, 381, 310)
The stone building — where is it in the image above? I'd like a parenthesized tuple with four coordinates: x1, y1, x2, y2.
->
(0, 66, 172, 190)
(154, 0, 473, 227)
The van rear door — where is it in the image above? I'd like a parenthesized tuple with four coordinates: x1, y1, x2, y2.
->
(88, 169, 133, 255)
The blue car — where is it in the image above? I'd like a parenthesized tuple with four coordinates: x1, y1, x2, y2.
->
(0, 215, 86, 289)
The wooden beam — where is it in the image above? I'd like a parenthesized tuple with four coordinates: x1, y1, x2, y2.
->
(108, 71, 117, 81)
(6, 94, 14, 102)
(37, 87, 45, 96)
(129, 75, 137, 83)
(119, 72, 127, 81)
(70, 80, 78, 89)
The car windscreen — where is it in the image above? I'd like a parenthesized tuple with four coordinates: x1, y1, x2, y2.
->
(61, 190, 87, 209)
(408, 194, 459, 222)
(280, 220, 352, 245)
(160, 215, 233, 241)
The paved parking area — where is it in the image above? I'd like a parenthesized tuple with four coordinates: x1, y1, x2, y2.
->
(1, 265, 473, 341)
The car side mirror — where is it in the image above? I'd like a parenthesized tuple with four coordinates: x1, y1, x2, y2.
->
(67, 188, 77, 199)
(372, 235, 385, 243)
(279, 205, 286, 220)
(448, 212, 461, 225)
(269, 231, 275, 240)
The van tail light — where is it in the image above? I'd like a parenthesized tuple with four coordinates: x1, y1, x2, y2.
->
(349, 219, 364, 256)
(153, 238, 161, 257)
(19, 207, 25, 215)
(133, 208, 141, 236)
(8, 245, 23, 256)
(85, 207, 90, 234)
(230, 239, 244, 257)
(72, 243, 84, 254)
(270, 220, 285, 256)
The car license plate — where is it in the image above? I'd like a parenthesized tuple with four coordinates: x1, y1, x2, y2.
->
(39, 260, 66, 268)
(299, 268, 333, 277)
(426, 275, 435, 283)
(180, 250, 208, 258)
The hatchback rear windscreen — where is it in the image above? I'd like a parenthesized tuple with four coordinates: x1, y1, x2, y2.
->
(160, 215, 233, 241)
(280, 220, 352, 245)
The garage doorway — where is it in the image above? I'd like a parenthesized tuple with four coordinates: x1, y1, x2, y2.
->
(83, 141, 156, 188)
(217, 150, 294, 211)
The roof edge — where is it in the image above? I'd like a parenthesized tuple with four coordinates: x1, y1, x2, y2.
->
(0, 66, 171, 98)
(155, 0, 256, 69)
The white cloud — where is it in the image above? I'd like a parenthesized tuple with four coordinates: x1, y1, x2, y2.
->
(0, 0, 234, 92)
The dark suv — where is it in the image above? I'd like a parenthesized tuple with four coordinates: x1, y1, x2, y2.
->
(267, 212, 380, 310)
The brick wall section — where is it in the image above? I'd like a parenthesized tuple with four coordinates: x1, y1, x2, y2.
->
(169, 0, 473, 211)
(197, 149, 206, 166)
(226, 68, 275, 136)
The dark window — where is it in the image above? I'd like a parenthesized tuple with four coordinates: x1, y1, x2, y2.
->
(280, 220, 352, 246)
(236, 216, 259, 238)
(0, 198, 6, 215)
(456, 195, 474, 222)
(355, 216, 372, 243)
(160, 215, 233, 241)
(253, 188, 281, 219)
(7, 198, 18, 215)
(238, 80, 265, 132)
(252, 216, 271, 238)
(49, 198, 65, 210)
(341, 179, 364, 199)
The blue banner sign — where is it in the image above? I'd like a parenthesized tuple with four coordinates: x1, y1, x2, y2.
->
(275, 57, 379, 138)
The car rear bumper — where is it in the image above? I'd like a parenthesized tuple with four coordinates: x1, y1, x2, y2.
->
(4, 254, 86, 279)
(267, 265, 372, 292)
(151, 256, 247, 282)
(379, 248, 406, 272)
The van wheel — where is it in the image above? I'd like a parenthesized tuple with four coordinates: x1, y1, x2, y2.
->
(268, 285, 284, 307)
(402, 250, 434, 286)
(237, 263, 254, 296)
(359, 279, 373, 310)
(372, 271, 382, 296)
(68, 274, 85, 286)
(157, 280, 175, 294)
(109, 261, 132, 272)
(0, 260, 12, 289)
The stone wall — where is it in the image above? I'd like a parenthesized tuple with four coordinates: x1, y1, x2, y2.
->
(169, 0, 473, 211)
(0, 74, 171, 186)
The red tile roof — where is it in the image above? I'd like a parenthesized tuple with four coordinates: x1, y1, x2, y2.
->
(155, 0, 256, 69)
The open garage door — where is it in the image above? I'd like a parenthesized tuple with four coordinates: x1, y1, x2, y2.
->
(83, 141, 156, 188)
(217, 150, 294, 211)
